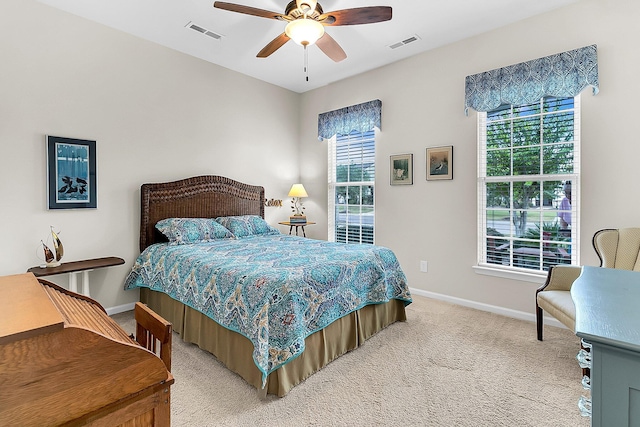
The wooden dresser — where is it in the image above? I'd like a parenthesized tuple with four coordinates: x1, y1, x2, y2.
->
(0, 273, 173, 427)
(572, 266, 640, 426)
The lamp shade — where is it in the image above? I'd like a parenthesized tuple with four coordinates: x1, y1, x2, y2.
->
(288, 184, 308, 198)
(285, 18, 325, 46)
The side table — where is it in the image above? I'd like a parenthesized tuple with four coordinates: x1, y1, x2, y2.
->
(278, 221, 316, 237)
(27, 256, 125, 298)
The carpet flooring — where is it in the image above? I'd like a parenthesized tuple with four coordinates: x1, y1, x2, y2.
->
(112, 295, 590, 426)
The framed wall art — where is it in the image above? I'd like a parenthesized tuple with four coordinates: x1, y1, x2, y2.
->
(390, 153, 413, 185)
(47, 135, 97, 209)
(426, 146, 453, 181)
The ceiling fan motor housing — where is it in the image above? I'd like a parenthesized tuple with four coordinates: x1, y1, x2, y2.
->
(286, 0, 323, 19)
(298, 0, 315, 14)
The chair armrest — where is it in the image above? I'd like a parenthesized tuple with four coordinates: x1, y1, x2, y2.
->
(538, 265, 582, 293)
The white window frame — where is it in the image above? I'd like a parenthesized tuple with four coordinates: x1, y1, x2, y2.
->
(475, 96, 580, 282)
(327, 130, 376, 244)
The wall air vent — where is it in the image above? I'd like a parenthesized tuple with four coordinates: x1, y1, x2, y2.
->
(388, 34, 421, 50)
(185, 21, 223, 40)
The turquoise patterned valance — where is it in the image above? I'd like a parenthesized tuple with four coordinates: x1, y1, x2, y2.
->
(318, 99, 382, 141)
(465, 45, 599, 114)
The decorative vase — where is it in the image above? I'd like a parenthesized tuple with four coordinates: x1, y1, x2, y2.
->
(42, 226, 64, 267)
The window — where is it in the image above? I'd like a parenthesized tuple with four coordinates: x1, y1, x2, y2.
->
(478, 96, 580, 274)
(328, 129, 375, 244)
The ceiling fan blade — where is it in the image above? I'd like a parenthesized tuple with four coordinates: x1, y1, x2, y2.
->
(319, 6, 392, 26)
(316, 33, 347, 62)
(257, 33, 291, 58)
(213, 2, 288, 20)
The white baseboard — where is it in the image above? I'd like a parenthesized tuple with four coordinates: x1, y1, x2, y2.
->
(409, 287, 566, 330)
(106, 302, 136, 316)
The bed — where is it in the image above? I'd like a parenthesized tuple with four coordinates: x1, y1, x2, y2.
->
(124, 175, 412, 397)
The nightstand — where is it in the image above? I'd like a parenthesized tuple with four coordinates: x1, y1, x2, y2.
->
(278, 221, 316, 237)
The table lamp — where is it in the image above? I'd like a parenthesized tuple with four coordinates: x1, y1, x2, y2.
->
(288, 184, 308, 223)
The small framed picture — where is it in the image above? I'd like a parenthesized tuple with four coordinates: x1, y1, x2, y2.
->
(390, 154, 413, 185)
(47, 135, 97, 209)
(426, 146, 453, 181)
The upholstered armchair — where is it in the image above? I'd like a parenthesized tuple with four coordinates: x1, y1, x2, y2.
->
(536, 227, 640, 341)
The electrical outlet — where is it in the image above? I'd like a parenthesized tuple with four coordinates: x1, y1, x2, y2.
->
(420, 260, 428, 273)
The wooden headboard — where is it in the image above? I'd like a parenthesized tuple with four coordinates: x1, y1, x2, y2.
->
(139, 175, 265, 251)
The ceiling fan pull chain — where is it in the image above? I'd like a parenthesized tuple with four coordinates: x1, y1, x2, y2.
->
(304, 44, 309, 82)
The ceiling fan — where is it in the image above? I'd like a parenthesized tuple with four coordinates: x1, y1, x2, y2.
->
(213, 1, 392, 63)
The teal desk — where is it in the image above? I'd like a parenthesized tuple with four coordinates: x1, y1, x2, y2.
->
(572, 266, 640, 426)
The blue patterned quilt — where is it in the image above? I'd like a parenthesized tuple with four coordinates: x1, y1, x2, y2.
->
(124, 234, 412, 386)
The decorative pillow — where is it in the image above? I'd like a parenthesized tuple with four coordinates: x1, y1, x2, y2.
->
(155, 218, 234, 244)
(215, 215, 280, 238)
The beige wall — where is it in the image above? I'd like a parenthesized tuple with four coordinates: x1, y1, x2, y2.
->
(2, 0, 639, 318)
(1, 0, 299, 309)
(300, 0, 640, 315)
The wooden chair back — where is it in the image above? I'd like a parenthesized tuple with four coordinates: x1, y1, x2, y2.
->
(135, 302, 172, 371)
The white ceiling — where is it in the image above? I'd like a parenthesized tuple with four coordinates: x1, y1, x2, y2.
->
(38, 0, 578, 93)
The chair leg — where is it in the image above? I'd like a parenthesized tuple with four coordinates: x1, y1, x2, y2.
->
(536, 305, 543, 341)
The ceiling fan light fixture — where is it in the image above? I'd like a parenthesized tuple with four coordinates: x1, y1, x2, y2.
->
(285, 18, 324, 46)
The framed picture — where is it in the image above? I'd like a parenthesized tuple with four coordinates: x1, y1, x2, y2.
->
(426, 146, 453, 181)
(47, 136, 97, 209)
(390, 154, 413, 185)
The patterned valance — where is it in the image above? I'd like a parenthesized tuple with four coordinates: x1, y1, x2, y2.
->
(465, 45, 599, 114)
(318, 99, 382, 141)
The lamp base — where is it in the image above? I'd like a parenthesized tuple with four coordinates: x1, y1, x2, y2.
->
(289, 215, 307, 224)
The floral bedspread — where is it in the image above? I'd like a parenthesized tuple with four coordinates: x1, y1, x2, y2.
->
(124, 234, 412, 386)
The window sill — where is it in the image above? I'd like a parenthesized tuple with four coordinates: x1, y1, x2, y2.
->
(473, 265, 547, 284)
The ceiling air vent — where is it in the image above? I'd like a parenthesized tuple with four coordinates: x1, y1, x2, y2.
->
(388, 34, 421, 50)
(185, 21, 223, 40)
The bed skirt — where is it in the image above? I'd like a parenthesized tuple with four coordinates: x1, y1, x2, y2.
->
(140, 288, 407, 397)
